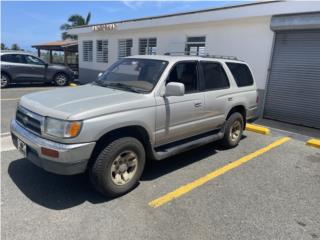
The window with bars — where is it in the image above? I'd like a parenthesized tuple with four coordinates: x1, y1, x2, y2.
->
(96, 40, 108, 63)
(185, 36, 206, 56)
(83, 40, 93, 62)
(139, 38, 157, 55)
(118, 39, 133, 59)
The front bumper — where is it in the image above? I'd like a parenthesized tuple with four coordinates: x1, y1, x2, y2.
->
(10, 120, 96, 175)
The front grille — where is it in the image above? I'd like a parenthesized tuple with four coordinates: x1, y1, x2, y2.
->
(16, 107, 42, 135)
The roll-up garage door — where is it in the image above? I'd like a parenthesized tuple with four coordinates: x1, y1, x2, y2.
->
(264, 29, 320, 129)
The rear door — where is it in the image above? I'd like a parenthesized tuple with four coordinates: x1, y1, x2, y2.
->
(155, 61, 207, 146)
(199, 61, 231, 131)
(1, 54, 27, 81)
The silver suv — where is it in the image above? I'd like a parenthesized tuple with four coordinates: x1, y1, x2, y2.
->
(10, 55, 259, 197)
(1, 51, 74, 88)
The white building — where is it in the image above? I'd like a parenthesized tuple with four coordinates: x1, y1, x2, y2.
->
(68, 1, 320, 129)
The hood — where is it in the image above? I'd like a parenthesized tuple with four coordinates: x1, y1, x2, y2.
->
(19, 84, 154, 120)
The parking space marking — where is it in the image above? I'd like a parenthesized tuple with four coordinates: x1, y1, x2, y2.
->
(1, 98, 20, 101)
(1, 135, 15, 152)
(149, 137, 291, 208)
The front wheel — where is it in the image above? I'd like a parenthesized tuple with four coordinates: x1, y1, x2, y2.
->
(90, 137, 146, 197)
(53, 73, 68, 86)
(220, 112, 244, 148)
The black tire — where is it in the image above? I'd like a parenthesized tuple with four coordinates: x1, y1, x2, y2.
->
(53, 73, 68, 86)
(90, 137, 146, 197)
(1, 73, 10, 88)
(220, 112, 244, 148)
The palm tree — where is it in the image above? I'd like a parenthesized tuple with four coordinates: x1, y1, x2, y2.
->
(60, 12, 91, 40)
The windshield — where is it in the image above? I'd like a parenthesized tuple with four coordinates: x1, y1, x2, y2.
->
(94, 58, 168, 93)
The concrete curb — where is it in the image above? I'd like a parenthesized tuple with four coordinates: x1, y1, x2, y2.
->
(246, 123, 270, 135)
(306, 138, 320, 149)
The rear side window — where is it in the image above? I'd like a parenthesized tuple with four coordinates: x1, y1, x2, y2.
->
(201, 62, 229, 90)
(1, 54, 14, 62)
(226, 63, 254, 87)
(1, 54, 25, 64)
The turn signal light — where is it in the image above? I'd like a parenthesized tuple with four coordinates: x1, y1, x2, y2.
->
(41, 147, 59, 158)
(67, 122, 81, 137)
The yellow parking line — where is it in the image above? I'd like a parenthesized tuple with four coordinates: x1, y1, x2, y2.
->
(149, 137, 291, 208)
(1, 98, 20, 101)
(246, 123, 270, 135)
(306, 138, 320, 149)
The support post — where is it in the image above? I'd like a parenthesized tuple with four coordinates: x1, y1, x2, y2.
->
(49, 50, 53, 63)
(37, 49, 41, 58)
(64, 49, 67, 65)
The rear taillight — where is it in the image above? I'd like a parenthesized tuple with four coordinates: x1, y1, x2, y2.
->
(256, 95, 259, 104)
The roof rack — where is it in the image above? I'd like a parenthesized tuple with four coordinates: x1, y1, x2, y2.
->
(202, 54, 239, 61)
(164, 52, 242, 61)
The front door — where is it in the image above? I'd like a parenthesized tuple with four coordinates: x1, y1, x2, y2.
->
(155, 61, 207, 146)
(21, 55, 46, 81)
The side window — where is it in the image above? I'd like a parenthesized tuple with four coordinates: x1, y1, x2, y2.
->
(226, 63, 254, 87)
(1, 54, 24, 63)
(23, 55, 44, 65)
(1, 54, 13, 62)
(167, 62, 198, 94)
(201, 62, 229, 90)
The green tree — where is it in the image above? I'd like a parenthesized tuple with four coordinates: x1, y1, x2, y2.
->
(11, 43, 21, 50)
(60, 12, 91, 40)
(1, 43, 7, 50)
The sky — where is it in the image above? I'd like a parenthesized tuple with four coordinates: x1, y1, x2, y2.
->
(1, 1, 243, 51)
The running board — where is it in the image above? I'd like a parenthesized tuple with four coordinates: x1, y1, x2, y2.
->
(151, 129, 224, 161)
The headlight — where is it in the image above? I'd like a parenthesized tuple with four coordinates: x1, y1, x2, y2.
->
(44, 117, 82, 138)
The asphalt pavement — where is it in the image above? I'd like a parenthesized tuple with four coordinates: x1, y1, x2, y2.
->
(1, 86, 320, 240)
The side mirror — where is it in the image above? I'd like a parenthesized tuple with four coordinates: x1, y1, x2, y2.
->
(165, 82, 185, 97)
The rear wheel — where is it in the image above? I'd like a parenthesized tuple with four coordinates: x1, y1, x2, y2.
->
(1, 73, 10, 88)
(54, 73, 68, 86)
(220, 112, 244, 148)
(90, 137, 146, 197)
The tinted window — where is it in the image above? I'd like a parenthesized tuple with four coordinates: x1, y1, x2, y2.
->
(226, 63, 254, 87)
(167, 62, 198, 94)
(1, 54, 24, 63)
(23, 55, 44, 65)
(201, 62, 229, 90)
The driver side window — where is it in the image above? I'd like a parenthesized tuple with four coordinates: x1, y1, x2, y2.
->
(167, 62, 198, 94)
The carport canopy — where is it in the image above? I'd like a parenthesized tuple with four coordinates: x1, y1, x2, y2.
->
(32, 40, 78, 64)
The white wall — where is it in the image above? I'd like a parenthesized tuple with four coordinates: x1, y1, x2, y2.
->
(78, 16, 274, 90)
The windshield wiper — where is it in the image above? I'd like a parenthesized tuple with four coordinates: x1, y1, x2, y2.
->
(104, 82, 144, 93)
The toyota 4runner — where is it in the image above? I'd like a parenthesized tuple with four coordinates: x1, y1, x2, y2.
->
(11, 55, 259, 197)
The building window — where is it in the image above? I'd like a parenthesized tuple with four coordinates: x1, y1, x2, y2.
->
(226, 63, 254, 87)
(118, 39, 133, 59)
(96, 40, 108, 63)
(201, 62, 229, 90)
(83, 40, 93, 62)
(139, 38, 157, 55)
(185, 36, 206, 56)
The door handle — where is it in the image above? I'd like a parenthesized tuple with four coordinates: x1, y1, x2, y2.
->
(194, 102, 202, 108)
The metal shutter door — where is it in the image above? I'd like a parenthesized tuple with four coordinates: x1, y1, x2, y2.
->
(264, 29, 320, 129)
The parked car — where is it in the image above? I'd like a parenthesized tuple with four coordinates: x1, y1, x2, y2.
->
(10, 55, 259, 197)
(1, 51, 74, 88)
